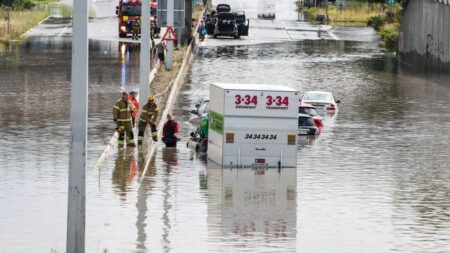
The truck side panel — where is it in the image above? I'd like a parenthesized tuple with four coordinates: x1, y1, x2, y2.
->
(223, 90, 299, 118)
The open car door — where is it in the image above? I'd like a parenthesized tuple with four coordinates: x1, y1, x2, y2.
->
(205, 14, 215, 35)
(236, 13, 249, 36)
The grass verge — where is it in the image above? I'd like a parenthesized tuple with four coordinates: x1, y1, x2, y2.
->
(152, 47, 185, 96)
(303, 3, 386, 25)
(301, 1, 403, 51)
(0, 8, 48, 41)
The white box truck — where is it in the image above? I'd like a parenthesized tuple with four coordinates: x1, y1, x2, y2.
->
(208, 83, 299, 168)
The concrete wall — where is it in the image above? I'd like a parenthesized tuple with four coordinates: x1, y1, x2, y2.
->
(398, 0, 450, 76)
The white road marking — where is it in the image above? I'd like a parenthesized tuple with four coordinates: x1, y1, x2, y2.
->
(326, 29, 340, 40)
(281, 21, 294, 40)
(58, 25, 70, 37)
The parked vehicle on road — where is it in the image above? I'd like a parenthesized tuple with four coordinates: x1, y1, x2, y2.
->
(298, 113, 320, 136)
(301, 91, 341, 113)
(299, 102, 323, 129)
(116, 0, 157, 38)
(257, 0, 276, 19)
(205, 4, 249, 39)
(214, 12, 240, 39)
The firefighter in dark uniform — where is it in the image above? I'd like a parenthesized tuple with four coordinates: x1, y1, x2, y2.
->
(132, 19, 141, 40)
(138, 95, 158, 145)
(113, 92, 136, 147)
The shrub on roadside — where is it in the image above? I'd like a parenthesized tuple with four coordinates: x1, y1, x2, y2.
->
(367, 15, 383, 31)
(379, 23, 398, 51)
(8, 0, 36, 10)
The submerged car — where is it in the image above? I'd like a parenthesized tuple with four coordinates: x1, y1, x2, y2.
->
(190, 98, 209, 119)
(187, 127, 208, 152)
(298, 113, 320, 135)
(299, 102, 323, 129)
(301, 91, 341, 112)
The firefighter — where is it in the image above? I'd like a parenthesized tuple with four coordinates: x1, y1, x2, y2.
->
(129, 91, 139, 127)
(132, 19, 140, 40)
(138, 95, 158, 145)
(113, 92, 135, 147)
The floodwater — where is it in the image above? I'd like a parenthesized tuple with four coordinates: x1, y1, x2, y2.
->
(1, 2, 450, 253)
(2, 35, 450, 252)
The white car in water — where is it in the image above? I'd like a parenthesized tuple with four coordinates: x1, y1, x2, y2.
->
(300, 91, 341, 113)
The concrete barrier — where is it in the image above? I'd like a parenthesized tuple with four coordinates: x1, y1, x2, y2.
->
(398, 0, 450, 77)
(139, 10, 203, 183)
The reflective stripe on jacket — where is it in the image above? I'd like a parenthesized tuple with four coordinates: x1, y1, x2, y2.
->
(113, 99, 133, 122)
(139, 102, 158, 123)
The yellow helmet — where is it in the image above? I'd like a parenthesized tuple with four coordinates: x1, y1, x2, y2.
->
(148, 95, 155, 101)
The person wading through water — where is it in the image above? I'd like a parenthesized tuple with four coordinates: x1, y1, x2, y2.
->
(162, 114, 180, 147)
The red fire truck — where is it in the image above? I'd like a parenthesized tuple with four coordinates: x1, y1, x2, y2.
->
(116, 0, 158, 38)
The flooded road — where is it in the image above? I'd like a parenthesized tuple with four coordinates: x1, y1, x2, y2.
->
(1, 0, 450, 252)
(2, 37, 449, 252)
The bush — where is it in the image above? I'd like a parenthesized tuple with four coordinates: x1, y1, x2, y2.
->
(367, 15, 383, 31)
(379, 23, 398, 51)
(5, 0, 36, 9)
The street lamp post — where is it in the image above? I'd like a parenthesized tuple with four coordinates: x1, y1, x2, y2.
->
(139, 0, 151, 105)
(66, 0, 88, 252)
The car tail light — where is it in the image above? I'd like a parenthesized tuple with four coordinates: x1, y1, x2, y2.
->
(326, 104, 335, 110)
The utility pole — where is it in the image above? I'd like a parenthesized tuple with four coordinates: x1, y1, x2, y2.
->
(66, 0, 88, 252)
(139, 0, 151, 104)
(166, 0, 174, 70)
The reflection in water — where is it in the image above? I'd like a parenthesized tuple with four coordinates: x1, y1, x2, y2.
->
(118, 42, 141, 91)
(135, 158, 156, 252)
(207, 163, 297, 252)
(112, 149, 138, 198)
(162, 147, 179, 253)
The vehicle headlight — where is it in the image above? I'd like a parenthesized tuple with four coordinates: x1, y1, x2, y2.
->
(120, 26, 127, 31)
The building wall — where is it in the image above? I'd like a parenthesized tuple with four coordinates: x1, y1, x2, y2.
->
(398, 0, 450, 76)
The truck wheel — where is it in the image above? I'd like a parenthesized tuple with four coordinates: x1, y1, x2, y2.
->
(213, 34, 217, 38)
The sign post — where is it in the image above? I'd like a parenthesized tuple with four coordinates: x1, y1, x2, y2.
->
(166, 0, 174, 70)
(67, 0, 88, 252)
(139, 0, 151, 104)
(162, 26, 177, 41)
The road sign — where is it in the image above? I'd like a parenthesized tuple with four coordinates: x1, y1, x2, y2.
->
(162, 26, 177, 41)
(157, 0, 185, 28)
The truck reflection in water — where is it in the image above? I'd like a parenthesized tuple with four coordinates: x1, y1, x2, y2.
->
(118, 42, 140, 91)
(207, 162, 297, 252)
